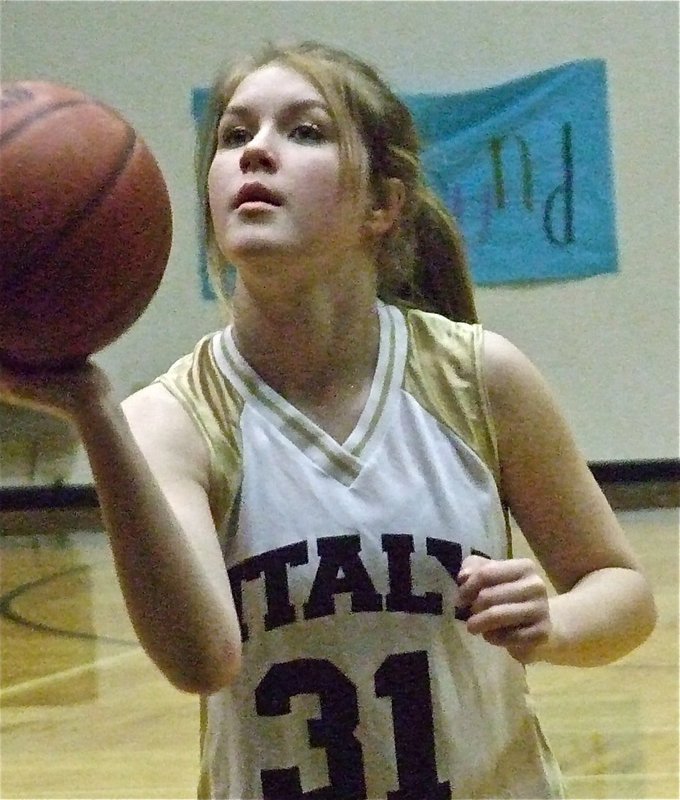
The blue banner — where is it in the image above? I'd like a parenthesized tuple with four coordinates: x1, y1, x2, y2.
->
(405, 59, 618, 284)
(192, 58, 617, 295)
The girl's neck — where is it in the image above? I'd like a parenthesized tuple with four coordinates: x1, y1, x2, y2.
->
(230, 272, 380, 407)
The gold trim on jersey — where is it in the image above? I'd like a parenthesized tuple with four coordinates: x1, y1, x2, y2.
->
(400, 308, 511, 554)
(154, 335, 244, 533)
(213, 303, 404, 488)
(154, 305, 508, 545)
(402, 311, 500, 483)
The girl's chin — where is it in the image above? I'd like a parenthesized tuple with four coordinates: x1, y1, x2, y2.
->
(223, 239, 301, 268)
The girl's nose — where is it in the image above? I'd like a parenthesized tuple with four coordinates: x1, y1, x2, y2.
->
(240, 133, 278, 174)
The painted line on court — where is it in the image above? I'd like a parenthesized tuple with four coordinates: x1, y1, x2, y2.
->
(0, 647, 143, 699)
(0, 563, 137, 645)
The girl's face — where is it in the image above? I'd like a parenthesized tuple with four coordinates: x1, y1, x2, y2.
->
(208, 63, 372, 275)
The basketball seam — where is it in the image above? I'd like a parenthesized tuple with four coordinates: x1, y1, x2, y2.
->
(36, 122, 138, 260)
(0, 98, 91, 147)
(0, 119, 139, 293)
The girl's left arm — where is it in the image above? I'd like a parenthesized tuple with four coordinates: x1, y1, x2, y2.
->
(456, 331, 657, 667)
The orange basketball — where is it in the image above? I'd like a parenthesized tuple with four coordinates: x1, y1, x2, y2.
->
(0, 81, 172, 370)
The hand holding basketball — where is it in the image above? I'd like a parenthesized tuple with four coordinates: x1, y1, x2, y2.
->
(0, 81, 172, 371)
(0, 358, 113, 423)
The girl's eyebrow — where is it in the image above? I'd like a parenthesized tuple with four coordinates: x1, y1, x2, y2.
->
(221, 98, 330, 121)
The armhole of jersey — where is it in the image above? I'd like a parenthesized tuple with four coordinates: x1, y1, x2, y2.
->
(152, 335, 243, 530)
(470, 325, 502, 492)
(470, 324, 514, 556)
(154, 369, 224, 526)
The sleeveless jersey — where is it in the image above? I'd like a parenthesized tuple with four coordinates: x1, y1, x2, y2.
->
(155, 302, 565, 800)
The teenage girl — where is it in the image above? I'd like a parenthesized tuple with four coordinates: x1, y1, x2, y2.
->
(0, 41, 656, 800)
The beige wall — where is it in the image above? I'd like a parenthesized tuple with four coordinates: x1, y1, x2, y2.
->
(1, 1, 677, 485)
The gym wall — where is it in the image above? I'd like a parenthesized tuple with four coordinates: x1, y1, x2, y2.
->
(1, 0, 677, 488)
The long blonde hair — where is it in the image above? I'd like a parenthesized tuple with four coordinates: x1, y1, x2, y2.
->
(195, 41, 478, 324)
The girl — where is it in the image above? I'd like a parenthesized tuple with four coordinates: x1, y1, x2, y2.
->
(0, 41, 656, 799)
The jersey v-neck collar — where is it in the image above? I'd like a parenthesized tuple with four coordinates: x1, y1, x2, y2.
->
(211, 303, 407, 486)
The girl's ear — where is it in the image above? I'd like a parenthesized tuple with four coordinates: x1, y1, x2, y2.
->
(364, 178, 405, 237)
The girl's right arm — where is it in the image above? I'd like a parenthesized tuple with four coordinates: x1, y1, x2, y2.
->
(0, 364, 241, 694)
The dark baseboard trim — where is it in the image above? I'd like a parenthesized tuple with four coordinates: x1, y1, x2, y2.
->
(589, 459, 680, 484)
(1, 460, 678, 515)
(0, 483, 99, 512)
(589, 460, 679, 510)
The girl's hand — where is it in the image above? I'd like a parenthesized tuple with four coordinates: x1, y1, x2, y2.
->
(457, 555, 553, 664)
(0, 359, 113, 423)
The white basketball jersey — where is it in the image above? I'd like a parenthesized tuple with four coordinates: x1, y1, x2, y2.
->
(156, 302, 564, 800)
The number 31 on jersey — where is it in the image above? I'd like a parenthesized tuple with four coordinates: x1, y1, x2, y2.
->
(255, 649, 452, 800)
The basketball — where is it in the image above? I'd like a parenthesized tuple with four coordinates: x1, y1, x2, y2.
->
(0, 81, 172, 370)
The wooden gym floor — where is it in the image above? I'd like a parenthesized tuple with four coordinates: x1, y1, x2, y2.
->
(0, 506, 678, 799)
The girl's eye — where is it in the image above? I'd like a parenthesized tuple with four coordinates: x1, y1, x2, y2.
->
(219, 126, 251, 148)
(290, 123, 325, 143)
